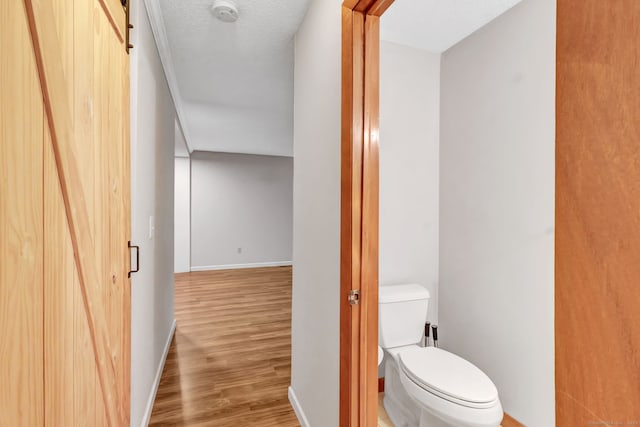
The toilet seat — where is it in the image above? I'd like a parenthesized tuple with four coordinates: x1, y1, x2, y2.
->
(398, 346, 499, 410)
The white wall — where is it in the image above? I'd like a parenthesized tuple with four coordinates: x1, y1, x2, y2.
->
(185, 101, 294, 157)
(174, 156, 190, 273)
(380, 41, 441, 323)
(439, 0, 556, 425)
(190, 152, 293, 270)
(130, 1, 176, 425)
(289, 0, 342, 425)
(174, 120, 189, 157)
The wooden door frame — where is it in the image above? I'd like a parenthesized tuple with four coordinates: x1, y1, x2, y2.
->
(340, 1, 394, 426)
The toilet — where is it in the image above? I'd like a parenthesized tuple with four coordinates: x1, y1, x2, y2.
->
(379, 284, 503, 427)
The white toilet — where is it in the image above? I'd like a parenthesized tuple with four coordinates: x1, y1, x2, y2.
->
(379, 284, 503, 427)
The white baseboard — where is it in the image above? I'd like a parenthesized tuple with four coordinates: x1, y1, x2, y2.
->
(190, 261, 292, 272)
(141, 319, 176, 427)
(288, 386, 311, 427)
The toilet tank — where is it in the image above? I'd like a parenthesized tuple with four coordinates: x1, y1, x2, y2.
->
(379, 284, 430, 349)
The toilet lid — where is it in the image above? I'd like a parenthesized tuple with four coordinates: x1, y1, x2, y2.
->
(399, 346, 498, 407)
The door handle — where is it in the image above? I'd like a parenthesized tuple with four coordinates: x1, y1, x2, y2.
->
(128, 241, 139, 278)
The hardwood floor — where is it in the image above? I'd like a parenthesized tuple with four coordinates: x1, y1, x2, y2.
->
(377, 393, 393, 427)
(149, 266, 299, 426)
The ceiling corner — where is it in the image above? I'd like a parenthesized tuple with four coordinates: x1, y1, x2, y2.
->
(143, 0, 194, 154)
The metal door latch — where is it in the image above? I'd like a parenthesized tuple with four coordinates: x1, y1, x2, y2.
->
(348, 290, 360, 306)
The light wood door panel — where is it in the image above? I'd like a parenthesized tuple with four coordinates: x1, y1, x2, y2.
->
(556, 0, 640, 423)
(98, 0, 126, 42)
(45, 129, 105, 426)
(44, 128, 76, 426)
(1, 0, 130, 424)
(0, 2, 45, 425)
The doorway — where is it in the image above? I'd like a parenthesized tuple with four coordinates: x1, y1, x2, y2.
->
(137, 0, 299, 425)
(344, 0, 640, 426)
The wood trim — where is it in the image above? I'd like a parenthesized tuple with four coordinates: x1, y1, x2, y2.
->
(340, 6, 364, 427)
(359, 14, 381, 427)
(353, 1, 375, 13)
(97, 0, 126, 43)
(363, 0, 395, 17)
(22, 0, 124, 425)
(352, 0, 395, 16)
(343, 0, 361, 10)
(502, 412, 526, 427)
(377, 378, 384, 393)
(340, 1, 393, 426)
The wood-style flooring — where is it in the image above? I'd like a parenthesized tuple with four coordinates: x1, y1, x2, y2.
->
(149, 266, 299, 426)
(378, 393, 393, 427)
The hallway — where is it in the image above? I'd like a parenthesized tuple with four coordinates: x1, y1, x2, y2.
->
(149, 267, 298, 426)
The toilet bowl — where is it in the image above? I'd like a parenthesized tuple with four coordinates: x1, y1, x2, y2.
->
(379, 284, 503, 427)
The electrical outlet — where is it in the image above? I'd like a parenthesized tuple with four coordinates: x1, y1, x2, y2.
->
(237, 247, 242, 254)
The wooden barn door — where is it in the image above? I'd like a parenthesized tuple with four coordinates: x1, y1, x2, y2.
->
(0, 0, 130, 425)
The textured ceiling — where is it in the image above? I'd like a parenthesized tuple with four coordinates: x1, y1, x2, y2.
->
(156, 0, 522, 156)
(157, 0, 311, 156)
(381, 0, 524, 53)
